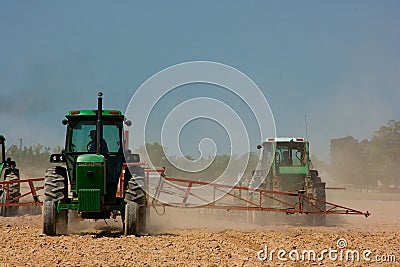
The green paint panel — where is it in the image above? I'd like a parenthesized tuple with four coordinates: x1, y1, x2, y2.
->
(57, 203, 79, 211)
(78, 189, 100, 211)
(279, 166, 308, 175)
(77, 154, 105, 163)
(76, 154, 105, 195)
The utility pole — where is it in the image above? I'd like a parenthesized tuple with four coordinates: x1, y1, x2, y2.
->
(19, 138, 22, 162)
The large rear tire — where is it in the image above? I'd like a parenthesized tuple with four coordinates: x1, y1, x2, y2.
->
(42, 166, 68, 235)
(2, 171, 20, 216)
(124, 176, 147, 234)
(124, 201, 138, 235)
(314, 182, 326, 226)
(42, 200, 56, 235)
(305, 176, 326, 226)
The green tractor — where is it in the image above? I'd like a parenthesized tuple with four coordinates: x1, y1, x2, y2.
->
(0, 135, 20, 216)
(252, 137, 326, 225)
(42, 92, 146, 235)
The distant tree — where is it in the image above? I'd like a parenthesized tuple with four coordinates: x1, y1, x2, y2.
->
(368, 120, 400, 186)
(5, 143, 54, 173)
(328, 120, 400, 188)
(53, 145, 64, 153)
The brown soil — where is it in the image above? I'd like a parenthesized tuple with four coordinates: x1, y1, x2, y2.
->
(0, 191, 399, 266)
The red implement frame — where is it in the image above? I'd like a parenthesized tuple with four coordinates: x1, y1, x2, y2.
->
(117, 162, 148, 198)
(0, 178, 44, 207)
(0, 166, 370, 218)
(147, 168, 370, 217)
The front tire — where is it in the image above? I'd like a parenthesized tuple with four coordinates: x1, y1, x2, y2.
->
(124, 201, 138, 235)
(124, 176, 147, 234)
(42, 166, 68, 235)
(42, 200, 56, 235)
(2, 171, 20, 216)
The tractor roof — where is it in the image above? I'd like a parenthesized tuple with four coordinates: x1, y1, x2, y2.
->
(264, 137, 306, 143)
(66, 110, 123, 117)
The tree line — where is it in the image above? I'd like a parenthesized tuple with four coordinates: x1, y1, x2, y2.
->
(4, 140, 259, 181)
(315, 120, 400, 188)
(4, 120, 400, 188)
(135, 142, 259, 183)
(5, 144, 63, 172)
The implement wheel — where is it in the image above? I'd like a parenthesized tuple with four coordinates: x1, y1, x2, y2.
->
(43, 200, 56, 235)
(124, 201, 138, 235)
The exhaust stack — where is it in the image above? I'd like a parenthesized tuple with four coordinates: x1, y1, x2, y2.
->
(96, 92, 103, 155)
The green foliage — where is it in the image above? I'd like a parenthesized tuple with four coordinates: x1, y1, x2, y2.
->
(329, 120, 400, 187)
(135, 143, 258, 183)
(4, 140, 258, 183)
(368, 120, 400, 186)
(5, 144, 53, 171)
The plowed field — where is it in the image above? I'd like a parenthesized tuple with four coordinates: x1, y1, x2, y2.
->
(1, 191, 399, 266)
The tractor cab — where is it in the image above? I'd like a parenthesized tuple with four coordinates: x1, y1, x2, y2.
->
(259, 137, 310, 176)
(63, 110, 126, 203)
(253, 137, 313, 192)
(273, 138, 310, 174)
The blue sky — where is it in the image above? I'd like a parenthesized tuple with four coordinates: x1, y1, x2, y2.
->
(0, 1, 399, 161)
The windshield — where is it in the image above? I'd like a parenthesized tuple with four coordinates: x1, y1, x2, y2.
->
(276, 142, 305, 167)
(66, 120, 122, 153)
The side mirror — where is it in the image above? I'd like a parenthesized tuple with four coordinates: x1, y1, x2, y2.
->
(62, 119, 68, 125)
(124, 119, 132, 126)
(257, 144, 262, 149)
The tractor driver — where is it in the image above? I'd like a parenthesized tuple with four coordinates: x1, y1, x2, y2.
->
(87, 129, 109, 153)
(281, 150, 293, 166)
